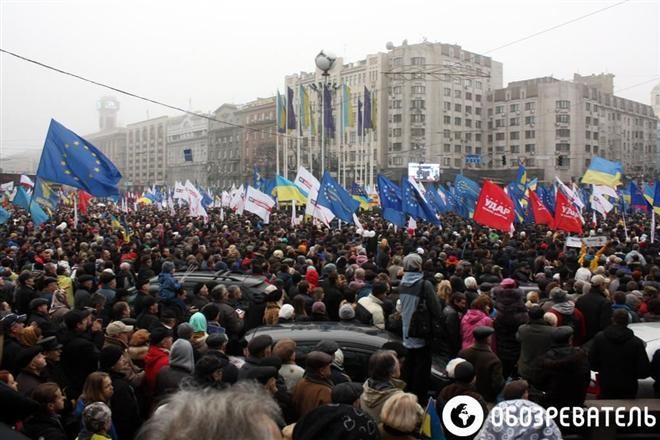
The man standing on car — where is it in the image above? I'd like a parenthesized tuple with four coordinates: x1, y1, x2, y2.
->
(398, 253, 443, 403)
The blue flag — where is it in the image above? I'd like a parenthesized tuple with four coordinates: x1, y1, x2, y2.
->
(538, 184, 555, 215)
(13, 186, 31, 210)
(453, 176, 480, 218)
(377, 175, 405, 227)
(402, 178, 441, 225)
(629, 182, 649, 212)
(317, 171, 359, 223)
(30, 201, 49, 226)
(424, 184, 448, 214)
(33, 179, 60, 213)
(0, 206, 10, 225)
(36, 119, 122, 197)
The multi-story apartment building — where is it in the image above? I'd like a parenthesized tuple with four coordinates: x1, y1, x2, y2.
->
(166, 113, 210, 186)
(125, 116, 168, 189)
(487, 74, 657, 181)
(208, 104, 242, 189)
(237, 97, 276, 183)
(385, 42, 502, 181)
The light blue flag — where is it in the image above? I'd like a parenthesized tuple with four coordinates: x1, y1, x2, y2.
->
(29, 201, 49, 226)
(317, 171, 359, 223)
(12, 186, 30, 210)
(0, 206, 10, 225)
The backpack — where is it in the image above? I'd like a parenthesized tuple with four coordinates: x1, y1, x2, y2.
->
(408, 280, 443, 340)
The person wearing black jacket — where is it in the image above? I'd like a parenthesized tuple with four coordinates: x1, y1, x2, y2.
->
(59, 310, 103, 399)
(99, 346, 142, 440)
(536, 326, 590, 408)
(21, 382, 67, 440)
(575, 276, 612, 343)
(440, 292, 468, 361)
(27, 298, 57, 338)
(589, 309, 651, 399)
(210, 285, 244, 338)
(492, 279, 529, 379)
(205, 333, 238, 384)
(14, 271, 38, 316)
(1, 313, 29, 375)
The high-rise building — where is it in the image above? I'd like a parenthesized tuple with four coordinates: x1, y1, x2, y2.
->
(125, 116, 168, 189)
(284, 41, 502, 184)
(237, 97, 276, 182)
(652, 83, 660, 118)
(487, 74, 657, 181)
(208, 104, 242, 189)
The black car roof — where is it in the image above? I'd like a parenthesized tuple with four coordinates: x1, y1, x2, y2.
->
(245, 322, 401, 349)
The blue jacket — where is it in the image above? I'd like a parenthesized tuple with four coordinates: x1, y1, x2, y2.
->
(158, 272, 181, 301)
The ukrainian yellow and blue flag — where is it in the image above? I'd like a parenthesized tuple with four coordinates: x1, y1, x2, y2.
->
(420, 397, 445, 440)
(581, 157, 623, 187)
(274, 176, 308, 204)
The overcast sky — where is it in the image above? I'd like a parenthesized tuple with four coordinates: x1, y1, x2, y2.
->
(1, 0, 658, 158)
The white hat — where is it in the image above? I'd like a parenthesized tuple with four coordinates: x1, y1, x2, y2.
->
(416, 247, 425, 255)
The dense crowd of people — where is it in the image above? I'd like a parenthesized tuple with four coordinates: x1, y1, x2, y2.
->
(1, 203, 659, 439)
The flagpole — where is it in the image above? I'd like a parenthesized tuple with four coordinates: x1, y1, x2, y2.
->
(73, 192, 78, 229)
(321, 81, 326, 175)
(276, 131, 280, 177)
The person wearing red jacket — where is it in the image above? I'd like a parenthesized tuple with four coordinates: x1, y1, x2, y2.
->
(143, 327, 172, 393)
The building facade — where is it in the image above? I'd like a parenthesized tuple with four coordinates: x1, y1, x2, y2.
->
(208, 104, 242, 189)
(284, 41, 502, 185)
(85, 96, 128, 186)
(125, 116, 168, 189)
(487, 74, 658, 181)
(166, 114, 210, 186)
(237, 97, 276, 183)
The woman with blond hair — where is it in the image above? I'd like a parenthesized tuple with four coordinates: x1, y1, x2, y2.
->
(436, 279, 452, 308)
(75, 372, 117, 439)
(378, 392, 424, 440)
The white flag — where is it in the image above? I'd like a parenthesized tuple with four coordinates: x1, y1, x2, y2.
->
(173, 181, 188, 202)
(295, 166, 335, 224)
(591, 185, 614, 217)
(592, 185, 619, 200)
(229, 185, 246, 215)
(555, 177, 584, 209)
(0, 181, 14, 193)
(244, 186, 275, 224)
(184, 181, 207, 218)
(19, 175, 34, 188)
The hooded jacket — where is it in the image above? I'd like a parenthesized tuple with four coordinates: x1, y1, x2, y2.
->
(589, 324, 651, 399)
(398, 272, 442, 350)
(144, 345, 169, 391)
(537, 344, 590, 407)
(575, 287, 612, 342)
(158, 271, 181, 301)
(359, 378, 405, 424)
(460, 309, 493, 350)
(492, 287, 528, 362)
(154, 339, 194, 400)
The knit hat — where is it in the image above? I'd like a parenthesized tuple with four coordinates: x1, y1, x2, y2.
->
(338, 303, 355, 320)
(453, 360, 475, 382)
(189, 312, 208, 333)
(99, 345, 124, 371)
(550, 287, 568, 303)
(312, 301, 326, 314)
(500, 278, 517, 288)
(591, 274, 606, 287)
(149, 326, 172, 345)
(278, 304, 295, 320)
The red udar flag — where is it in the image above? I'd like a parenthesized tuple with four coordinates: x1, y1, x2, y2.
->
(554, 190, 583, 234)
(529, 190, 554, 228)
(473, 180, 515, 232)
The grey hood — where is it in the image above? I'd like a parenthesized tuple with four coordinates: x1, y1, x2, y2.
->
(170, 338, 195, 373)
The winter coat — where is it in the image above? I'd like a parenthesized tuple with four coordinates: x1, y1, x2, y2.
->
(359, 378, 406, 424)
(358, 294, 386, 330)
(108, 371, 141, 440)
(244, 291, 267, 331)
(60, 329, 101, 398)
(516, 320, 556, 383)
(399, 273, 443, 351)
(575, 288, 612, 343)
(320, 279, 344, 321)
(441, 305, 464, 360)
(157, 272, 181, 301)
(305, 269, 319, 290)
(589, 324, 651, 399)
(536, 345, 590, 407)
(493, 287, 528, 363)
(27, 311, 57, 337)
(216, 302, 244, 338)
(460, 309, 493, 350)
(154, 365, 191, 401)
(292, 375, 333, 418)
(15, 285, 38, 316)
(458, 343, 504, 402)
(103, 336, 145, 388)
(16, 369, 46, 397)
(22, 413, 68, 440)
(143, 346, 169, 392)
(0, 381, 39, 426)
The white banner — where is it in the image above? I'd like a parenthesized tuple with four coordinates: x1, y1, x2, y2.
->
(244, 186, 275, 224)
(566, 236, 607, 248)
(295, 166, 335, 224)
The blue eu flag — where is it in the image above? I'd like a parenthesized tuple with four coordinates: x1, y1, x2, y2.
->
(402, 178, 441, 225)
(377, 175, 405, 227)
(0, 206, 10, 225)
(37, 119, 122, 197)
(317, 171, 359, 223)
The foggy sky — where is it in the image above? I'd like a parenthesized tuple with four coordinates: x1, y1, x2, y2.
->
(1, 0, 658, 158)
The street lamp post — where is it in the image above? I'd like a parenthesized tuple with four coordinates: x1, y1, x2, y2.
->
(315, 50, 336, 176)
